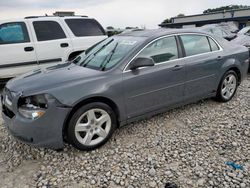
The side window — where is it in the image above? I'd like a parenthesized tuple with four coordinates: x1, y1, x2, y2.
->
(180, 35, 211, 56)
(65, 19, 105, 37)
(137, 36, 178, 64)
(33, 21, 66, 41)
(0, 22, 30, 45)
(208, 37, 220, 51)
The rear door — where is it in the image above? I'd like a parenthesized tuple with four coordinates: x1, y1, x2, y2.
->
(123, 36, 186, 119)
(179, 34, 223, 99)
(27, 18, 73, 69)
(0, 21, 38, 78)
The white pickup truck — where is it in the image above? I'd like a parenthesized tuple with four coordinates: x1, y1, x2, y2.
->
(0, 16, 107, 81)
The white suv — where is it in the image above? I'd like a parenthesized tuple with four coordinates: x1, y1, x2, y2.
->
(0, 16, 107, 81)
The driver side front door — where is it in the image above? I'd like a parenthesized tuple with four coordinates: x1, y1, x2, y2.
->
(122, 36, 186, 119)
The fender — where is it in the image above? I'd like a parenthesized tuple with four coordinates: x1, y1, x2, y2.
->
(221, 58, 241, 70)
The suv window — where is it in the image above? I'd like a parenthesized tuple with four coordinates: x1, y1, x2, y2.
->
(137, 36, 178, 64)
(65, 19, 105, 37)
(33, 21, 66, 41)
(208, 37, 220, 51)
(0, 22, 30, 45)
(180, 35, 211, 56)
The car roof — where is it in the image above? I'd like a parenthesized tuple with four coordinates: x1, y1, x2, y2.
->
(24, 16, 89, 19)
(0, 16, 93, 23)
(119, 28, 212, 39)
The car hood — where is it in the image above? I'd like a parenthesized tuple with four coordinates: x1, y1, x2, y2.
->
(6, 63, 103, 94)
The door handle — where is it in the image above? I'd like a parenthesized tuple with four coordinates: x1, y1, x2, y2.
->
(172, 65, 183, 71)
(24, 47, 34, 52)
(60, 43, 69, 48)
(217, 56, 223, 60)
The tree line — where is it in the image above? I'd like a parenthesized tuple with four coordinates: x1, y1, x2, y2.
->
(161, 5, 250, 25)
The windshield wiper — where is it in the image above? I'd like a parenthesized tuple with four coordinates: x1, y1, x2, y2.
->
(100, 42, 119, 71)
(82, 39, 114, 67)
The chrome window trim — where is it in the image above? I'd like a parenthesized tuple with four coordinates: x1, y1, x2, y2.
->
(123, 33, 223, 73)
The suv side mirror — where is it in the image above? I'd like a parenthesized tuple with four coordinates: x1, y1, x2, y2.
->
(129, 57, 155, 70)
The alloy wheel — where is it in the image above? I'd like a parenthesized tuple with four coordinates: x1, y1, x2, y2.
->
(221, 74, 237, 100)
(74, 108, 111, 146)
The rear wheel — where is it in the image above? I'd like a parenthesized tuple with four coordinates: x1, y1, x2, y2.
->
(67, 102, 117, 150)
(216, 70, 238, 102)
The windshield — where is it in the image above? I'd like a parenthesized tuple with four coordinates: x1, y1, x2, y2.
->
(73, 36, 145, 71)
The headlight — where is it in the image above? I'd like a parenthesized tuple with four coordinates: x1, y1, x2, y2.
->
(18, 94, 52, 120)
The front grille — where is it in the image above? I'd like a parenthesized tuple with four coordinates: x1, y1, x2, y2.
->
(2, 104, 15, 119)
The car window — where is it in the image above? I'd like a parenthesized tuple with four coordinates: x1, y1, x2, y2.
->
(180, 35, 211, 56)
(208, 37, 220, 51)
(137, 36, 178, 64)
(33, 21, 66, 41)
(211, 28, 223, 37)
(0, 22, 30, 45)
(65, 19, 105, 37)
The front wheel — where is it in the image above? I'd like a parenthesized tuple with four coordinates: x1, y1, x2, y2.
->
(67, 102, 117, 151)
(216, 70, 238, 102)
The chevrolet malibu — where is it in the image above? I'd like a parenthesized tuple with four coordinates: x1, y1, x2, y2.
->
(1, 29, 249, 150)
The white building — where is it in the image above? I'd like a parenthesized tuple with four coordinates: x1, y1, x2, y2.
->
(160, 8, 250, 29)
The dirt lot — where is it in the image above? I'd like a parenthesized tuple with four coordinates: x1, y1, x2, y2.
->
(0, 75, 249, 188)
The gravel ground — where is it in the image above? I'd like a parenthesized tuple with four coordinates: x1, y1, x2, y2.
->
(0, 75, 249, 188)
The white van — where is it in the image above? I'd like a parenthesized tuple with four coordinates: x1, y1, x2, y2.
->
(0, 16, 107, 81)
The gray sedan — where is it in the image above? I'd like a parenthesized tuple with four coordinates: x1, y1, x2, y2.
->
(1, 29, 249, 150)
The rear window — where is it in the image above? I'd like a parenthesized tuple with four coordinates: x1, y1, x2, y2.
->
(33, 21, 66, 41)
(65, 19, 105, 37)
(210, 28, 223, 37)
(208, 37, 220, 51)
(180, 35, 211, 56)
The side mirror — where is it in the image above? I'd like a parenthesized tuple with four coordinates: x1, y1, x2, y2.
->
(129, 57, 155, 70)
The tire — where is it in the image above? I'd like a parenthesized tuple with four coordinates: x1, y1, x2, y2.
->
(215, 70, 239, 102)
(67, 102, 117, 151)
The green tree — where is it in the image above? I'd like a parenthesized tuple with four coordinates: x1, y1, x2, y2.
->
(161, 18, 172, 24)
(160, 13, 184, 25)
(106, 26, 114, 30)
(125, 27, 134, 29)
(203, 5, 250, 14)
(177, 13, 185, 17)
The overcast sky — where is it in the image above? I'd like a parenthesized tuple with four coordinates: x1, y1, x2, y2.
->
(0, 0, 250, 29)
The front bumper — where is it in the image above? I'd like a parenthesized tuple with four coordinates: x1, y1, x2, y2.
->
(1, 94, 71, 149)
